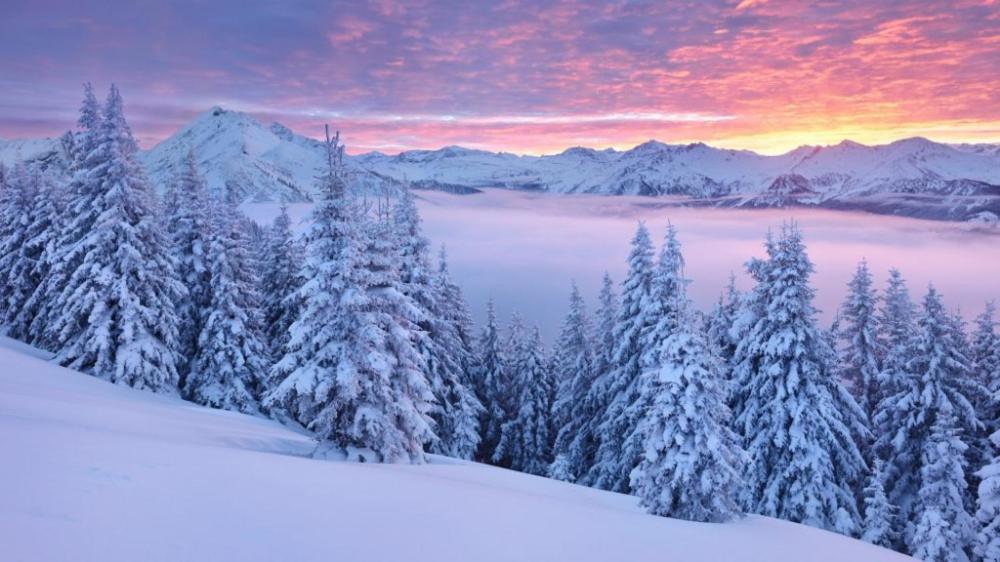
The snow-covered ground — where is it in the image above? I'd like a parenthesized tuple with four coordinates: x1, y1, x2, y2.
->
(0, 336, 909, 561)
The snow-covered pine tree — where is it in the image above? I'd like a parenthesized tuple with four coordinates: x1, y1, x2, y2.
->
(629, 275, 745, 523)
(260, 205, 304, 363)
(910, 413, 974, 562)
(490, 311, 528, 467)
(267, 129, 434, 463)
(434, 245, 477, 387)
(495, 325, 553, 475)
(586, 222, 656, 492)
(185, 187, 269, 414)
(46, 85, 184, 391)
(13, 168, 68, 342)
(473, 299, 508, 464)
(839, 260, 883, 419)
(550, 281, 595, 477)
(24, 84, 103, 350)
(0, 160, 40, 335)
(393, 188, 481, 459)
(875, 285, 984, 550)
(733, 223, 867, 535)
(706, 272, 741, 390)
(973, 303, 1000, 399)
(861, 460, 897, 548)
(163, 150, 213, 381)
(978, 429, 1000, 562)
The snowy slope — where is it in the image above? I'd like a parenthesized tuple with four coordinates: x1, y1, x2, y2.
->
(2, 107, 997, 219)
(0, 336, 910, 562)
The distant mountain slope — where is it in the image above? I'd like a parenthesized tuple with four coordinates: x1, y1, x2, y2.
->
(0, 335, 911, 562)
(2, 108, 998, 221)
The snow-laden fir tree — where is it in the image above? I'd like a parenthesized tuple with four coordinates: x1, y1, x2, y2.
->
(185, 188, 269, 414)
(473, 299, 508, 464)
(0, 161, 40, 335)
(12, 168, 68, 342)
(24, 84, 103, 350)
(495, 325, 553, 475)
(260, 205, 304, 362)
(977, 429, 1000, 562)
(706, 272, 741, 391)
(910, 413, 974, 562)
(973, 303, 1000, 436)
(550, 281, 595, 478)
(838, 260, 883, 419)
(875, 285, 984, 550)
(490, 312, 529, 467)
(586, 222, 657, 492)
(46, 85, 184, 391)
(573, 272, 617, 486)
(861, 460, 897, 548)
(433, 246, 477, 386)
(267, 129, 434, 462)
(732, 223, 867, 535)
(393, 188, 481, 459)
(163, 150, 213, 381)
(629, 270, 745, 523)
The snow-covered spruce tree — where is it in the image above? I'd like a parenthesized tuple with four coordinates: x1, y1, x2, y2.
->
(0, 161, 40, 336)
(393, 188, 481, 459)
(838, 260, 883, 419)
(46, 86, 184, 391)
(260, 205, 304, 362)
(23, 84, 103, 350)
(706, 272, 741, 390)
(185, 188, 269, 414)
(473, 299, 508, 464)
(910, 413, 974, 562)
(629, 279, 745, 522)
(572, 272, 617, 485)
(550, 281, 595, 477)
(604, 222, 690, 494)
(490, 311, 528, 467)
(861, 460, 897, 548)
(973, 303, 1000, 400)
(11, 168, 68, 342)
(733, 223, 868, 535)
(163, 150, 213, 381)
(495, 325, 553, 475)
(586, 222, 657, 492)
(434, 246, 477, 386)
(875, 285, 984, 550)
(267, 130, 434, 462)
(978, 429, 1000, 562)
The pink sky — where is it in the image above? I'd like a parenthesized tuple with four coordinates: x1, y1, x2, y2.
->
(1, 0, 998, 154)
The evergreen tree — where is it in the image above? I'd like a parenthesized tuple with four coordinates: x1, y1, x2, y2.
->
(24, 84, 104, 350)
(587, 222, 656, 492)
(393, 188, 481, 459)
(473, 299, 508, 464)
(260, 205, 304, 362)
(630, 281, 745, 523)
(267, 130, 434, 462)
(551, 281, 595, 477)
(910, 413, 974, 562)
(839, 260, 883, 419)
(0, 161, 40, 336)
(875, 285, 984, 549)
(706, 272, 741, 392)
(185, 189, 269, 414)
(861, 460, 897, 548)
(574, 272, 617, 486)
(977, 429, 1000, 562)
(732, 223, 867, 535)
(495, 326, 553, 475)
(46, 85, 184, 391)
(163, 150, 213, 381)
(973, 303, 1000, 436)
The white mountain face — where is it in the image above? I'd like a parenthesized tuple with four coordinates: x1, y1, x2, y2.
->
(2, 107, 998, 221)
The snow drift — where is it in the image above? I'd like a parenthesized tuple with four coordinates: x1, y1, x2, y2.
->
(0, 336, 910, 561)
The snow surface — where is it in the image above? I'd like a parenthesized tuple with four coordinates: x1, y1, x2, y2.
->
(0, 336, 911, 561)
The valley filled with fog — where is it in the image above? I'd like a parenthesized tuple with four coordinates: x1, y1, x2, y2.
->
(245, 188, 1000, 340)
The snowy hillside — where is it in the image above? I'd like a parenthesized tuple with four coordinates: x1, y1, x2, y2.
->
(0, 336, 910, 562)
(2, 107, 998, 220)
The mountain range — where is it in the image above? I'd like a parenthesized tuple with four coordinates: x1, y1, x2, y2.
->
(2, 106, 998, 223)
